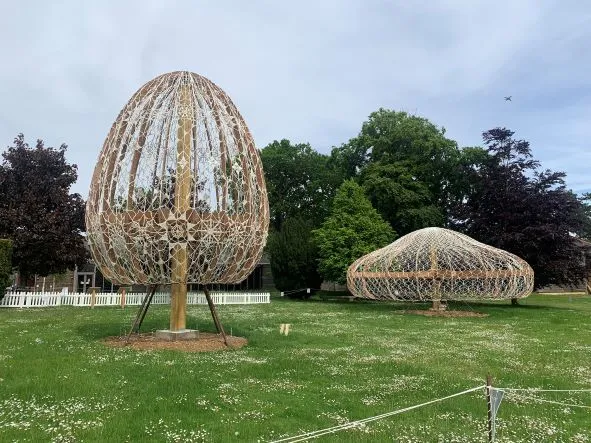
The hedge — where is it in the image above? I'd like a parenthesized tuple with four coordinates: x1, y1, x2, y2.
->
(0, 239, 13, 300)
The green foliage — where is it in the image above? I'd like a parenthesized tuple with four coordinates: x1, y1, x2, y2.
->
(332, 109, 463, 235)
(449, 146, 491, 207)
(0, 239, 12, 299)
(0, 134, 88, 279)
(260, 139, 341, 230)
(453, 128, 588, 289)
(313, 180, 395, 284)
(328, 137, 369, 181)
(260, 111, 589, 291)
(360, 161, 444, 234)
(267, 217, 322, 295)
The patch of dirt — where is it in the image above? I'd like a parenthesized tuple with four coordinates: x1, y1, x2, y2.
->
(402, 309, 488, 318)
(102, 332, 247, 352)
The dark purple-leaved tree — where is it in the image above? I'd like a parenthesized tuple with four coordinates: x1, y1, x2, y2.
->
(0, 134, 88, 280)
(452, 128, 587, 290)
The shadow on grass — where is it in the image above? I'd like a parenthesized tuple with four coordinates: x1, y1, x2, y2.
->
(75, 317, 221, 341)
(455, 300, 575, 312)
(305, 298, 434, 314)
(286, 296, 571, 315)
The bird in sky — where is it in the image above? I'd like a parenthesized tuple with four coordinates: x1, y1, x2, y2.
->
(504, 96, 512, 101)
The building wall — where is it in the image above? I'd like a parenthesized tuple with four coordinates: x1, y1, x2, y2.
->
(14, 270, 75, 292)
(260, 263, 274, 289)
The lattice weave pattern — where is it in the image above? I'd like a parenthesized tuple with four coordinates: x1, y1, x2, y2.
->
(86, 71, 269, 285)
(347, 227, 533, 301)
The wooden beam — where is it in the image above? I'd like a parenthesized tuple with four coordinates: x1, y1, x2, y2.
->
(350, 269, 531, 279)
(169, 84, 192, 331)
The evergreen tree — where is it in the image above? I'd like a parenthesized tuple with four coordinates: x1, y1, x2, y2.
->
(313, 180, 395, 285)
(267, 217, 322, 296)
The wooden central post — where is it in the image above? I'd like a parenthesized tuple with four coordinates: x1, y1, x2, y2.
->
(170, 84, 192, 331)
(430, 246, 443, 310)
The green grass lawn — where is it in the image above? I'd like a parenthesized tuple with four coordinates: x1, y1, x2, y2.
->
(0, 293, 590, 442)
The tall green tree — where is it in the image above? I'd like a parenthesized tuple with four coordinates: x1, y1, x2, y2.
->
(453, 128, 587, 289)
(0, 134, 88, 280)
(267, 217, 322, 295)
(327, 137, 369, 182)
(360, 161, 444, 235)
(313, 180, 395, 285)
(331, 109, 463, 235)
(260, 139, 341, 230)
(449, 146, 491, 208)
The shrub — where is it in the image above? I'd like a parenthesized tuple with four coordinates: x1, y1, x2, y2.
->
(0, 239, 13, 300)
(268, 218, 322, 296)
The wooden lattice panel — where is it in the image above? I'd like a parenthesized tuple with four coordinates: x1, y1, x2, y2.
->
(86, 71, 269, 285)
(347, 227, 533, 301)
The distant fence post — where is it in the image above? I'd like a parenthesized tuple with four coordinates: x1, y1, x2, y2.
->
(486, 375, 493, 442)
(90, 287, 97, 309)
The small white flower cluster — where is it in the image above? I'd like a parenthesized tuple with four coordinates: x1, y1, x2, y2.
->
(194, 397, 221, 413)
(144, 418, 209, 443)
(0, 394, 122, 441)
(236, 410, 273, 421)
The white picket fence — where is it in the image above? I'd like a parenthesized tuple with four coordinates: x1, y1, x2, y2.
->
(0, 291, 270, 308)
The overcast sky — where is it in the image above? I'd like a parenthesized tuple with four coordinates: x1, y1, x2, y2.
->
(1, 1, 590, 197)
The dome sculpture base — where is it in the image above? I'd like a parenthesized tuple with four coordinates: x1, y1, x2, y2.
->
(430, 300, 448, 311)
(403, 309, 488, 318)
(155, 329, 199, 341)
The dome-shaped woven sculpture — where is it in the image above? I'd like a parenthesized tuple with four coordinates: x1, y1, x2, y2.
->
(86, 71, 268, 332)
(347, 227, 533, 303)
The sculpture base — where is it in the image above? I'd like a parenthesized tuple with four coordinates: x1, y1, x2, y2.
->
(430, 300, 447, 311)
(155, 329, 199, 341)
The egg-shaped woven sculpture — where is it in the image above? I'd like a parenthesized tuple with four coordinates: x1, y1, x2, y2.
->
(347, 227, 533, 301)
(86, 71, 269, 287)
